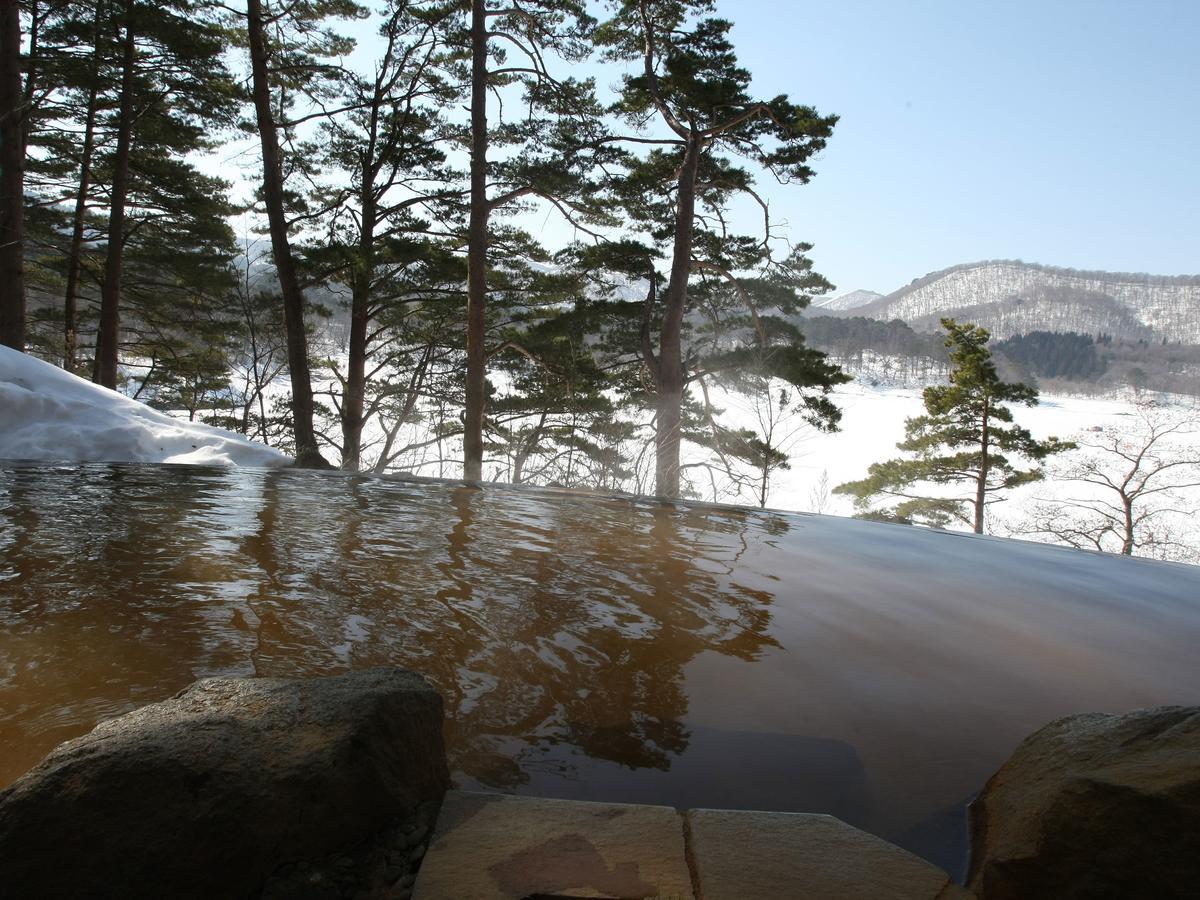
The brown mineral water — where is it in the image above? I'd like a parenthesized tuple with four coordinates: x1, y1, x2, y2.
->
(2, 462, 1198, 878)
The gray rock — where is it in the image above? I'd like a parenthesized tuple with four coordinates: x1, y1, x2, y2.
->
(0, 668, 449, 899)
(967, 706, 1200, 900)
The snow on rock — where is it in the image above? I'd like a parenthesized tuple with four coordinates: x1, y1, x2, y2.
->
(0, 346, 289, 467)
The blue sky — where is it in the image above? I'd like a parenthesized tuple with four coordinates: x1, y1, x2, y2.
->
(709, 0, 1200, 294)
(300, 1, 1199, 297)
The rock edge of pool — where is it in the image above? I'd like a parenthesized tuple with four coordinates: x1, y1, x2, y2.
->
(1, 668, 1196, 900)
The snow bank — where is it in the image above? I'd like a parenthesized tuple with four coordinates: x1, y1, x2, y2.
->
(0, 347, 289, 467)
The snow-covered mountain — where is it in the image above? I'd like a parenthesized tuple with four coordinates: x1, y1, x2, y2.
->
(811, 289, 883, 312)
(826, 261, 1200, 342)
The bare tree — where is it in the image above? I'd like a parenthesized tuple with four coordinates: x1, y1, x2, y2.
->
(1021, 401, 1200, 560)
(809, 469, 830, 515)
(226, 237, 288, 442)
(730, 379, 811, 509)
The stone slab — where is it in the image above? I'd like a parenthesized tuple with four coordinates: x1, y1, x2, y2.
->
(686, 809, 967, 900)
(413, 790, 695, 899)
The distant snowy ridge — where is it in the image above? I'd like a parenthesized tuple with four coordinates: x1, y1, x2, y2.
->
(0, 346, 289, 467)
(811, 289, 883, 312)
(833, 261, 1200, 342)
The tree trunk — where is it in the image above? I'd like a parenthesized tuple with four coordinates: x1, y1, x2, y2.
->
(653, 134, 702, 498)
(341, 85, 385, 471)
(974, 397, 990, 534)
(0, 0, 26, 351)
(63, 1, 104, 371)
(246, 0, 324, 466)
(512, 411, 546, 485)
(341, 204, 373, 471)
(462, 0, 488, 482)
(1121, 495, 1134, 555)
(93, 3, 136, 388)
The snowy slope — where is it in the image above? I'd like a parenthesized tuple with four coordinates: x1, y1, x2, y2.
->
(810, 288, 883, 312)
(738, 381, 1135, 517)
(848, 261, 1200, 342)
(0, 347, 289, 467)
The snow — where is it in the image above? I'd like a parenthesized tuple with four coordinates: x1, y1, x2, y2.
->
(810, 288, 883, 311)
(718, 379, 1157, 516)
(0, 346, 290, 468)
(710, 379, 1198, 560)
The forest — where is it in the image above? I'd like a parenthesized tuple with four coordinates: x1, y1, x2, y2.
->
(798, 317, 1200, 399)
(0, 0, 855, 497)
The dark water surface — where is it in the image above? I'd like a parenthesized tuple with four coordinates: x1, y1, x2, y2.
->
(2, 463, 1199, 876)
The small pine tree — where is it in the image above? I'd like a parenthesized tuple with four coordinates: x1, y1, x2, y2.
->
(835, 318, 1072, 533)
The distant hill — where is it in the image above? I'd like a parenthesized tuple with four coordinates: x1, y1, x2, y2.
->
(811, 289, 883, 312)
(827, 261, 1200, 343)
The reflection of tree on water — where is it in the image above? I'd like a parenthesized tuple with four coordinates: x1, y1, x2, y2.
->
(430, 493, 784, 787)
(2, 464, 787, 795)
(230, 476, 784, 790)
(0, 464, 261, 786)
(237, 468, 289, 674)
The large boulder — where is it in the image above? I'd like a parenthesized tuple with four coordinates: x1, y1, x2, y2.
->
(967, 706, 1200, 900)
(0, 668, 449, 899)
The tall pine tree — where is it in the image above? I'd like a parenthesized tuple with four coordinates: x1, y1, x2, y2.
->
(303, 0, 463, 470)
(244, 0, 364, 466)
(458, 0, 612, 481)
(597, 0, 841, 498)
(0, 0, 26, 349)
(69, 0, 243, 388)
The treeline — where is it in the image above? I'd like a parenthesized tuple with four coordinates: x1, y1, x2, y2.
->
(801, 316, 948, 363)
(994, 332, 1105, 381)
(1003, 330, 1200, 398)
(801, 314, 1200, 398)
(0, 0, 847, 499)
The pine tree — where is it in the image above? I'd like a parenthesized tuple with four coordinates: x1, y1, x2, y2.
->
(302, 0, 463, 470)
(56, 0, 107, 370)
(244, 0, 363, 467)
(0, 0, 26, 350)
(486, 273, 634, 488)
(17, 0, 245, 385)
(458, 0, 610, 482)
(835, 318, 1072, 533)
(83, 0, 240, 389)
(597, 0, 841, 498)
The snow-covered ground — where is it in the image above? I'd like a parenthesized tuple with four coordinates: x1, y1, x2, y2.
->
(712, 379, 1199, 561)
(733, 380, 1142, 516)
(0, 347, 289, 467)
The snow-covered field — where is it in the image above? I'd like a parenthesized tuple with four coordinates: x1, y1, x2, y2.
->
(736, 380, 1144, 517)
(709, 379, 1199, 562)
(0, 346, 289, 467)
